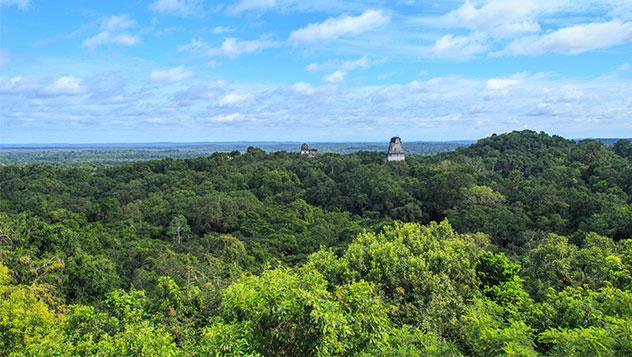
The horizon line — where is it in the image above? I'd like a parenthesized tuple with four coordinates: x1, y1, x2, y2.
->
(1, 137, 630, 148)
(0, 139, 476, 147)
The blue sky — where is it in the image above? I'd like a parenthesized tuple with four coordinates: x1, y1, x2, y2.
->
(1, 0, 631, 143)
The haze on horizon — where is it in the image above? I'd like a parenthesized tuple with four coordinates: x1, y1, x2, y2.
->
(1, 0, 632, 144)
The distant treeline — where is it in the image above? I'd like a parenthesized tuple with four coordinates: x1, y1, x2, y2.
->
(0, 141, 473, 164)
(2, 138, 629, 164)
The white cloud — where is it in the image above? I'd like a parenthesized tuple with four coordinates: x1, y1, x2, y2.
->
(4, 72, 632, 140)
(111, 34, 139, 46)
(289, 10, 390, 43)
(497, 20, 632, 56)
(431, 33, 487, 59)
(305, 63, 320, 72)
(207, 37, 277, 57)
(0, 76, 27, 94)
(43, 76, 85, 96)
(231, 0, 277, 13)
(179, 38, 276, 57)
(438, 0, 545, 38)
(213, 26, 235, 34)
(208, 113, 242, 122)
(149, 66, 193, 83)
(619, 62, 630, 71)
(306, 56, 371, 72)
(104, 14, 135, 31)
(82, 31, 140, 48)
(173, 82, 227, 105)
(341, 56, 370, 71)
(228, 0, 372, 15)
(83, 33, 140, 48)
(0, 0, 29, 9)
(82, 33, 111, 48)
(178, 38, 208, 52)
(218, 93, 254, 106)
(0, 75, 88, 99)
(291, 82, 316, 95)
(149, 0, 202, 17)
(82, 15, 139, 49)
(486, 76, 522, 91)
(323, 70, 346, 83)
(610, 1, 632, 21)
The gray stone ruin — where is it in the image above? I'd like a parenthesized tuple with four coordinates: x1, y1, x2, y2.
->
(300, 143, 318, 158)
(386, 136, 405, 161)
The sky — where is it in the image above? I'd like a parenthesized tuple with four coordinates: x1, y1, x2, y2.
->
(1, 0, 631, 143)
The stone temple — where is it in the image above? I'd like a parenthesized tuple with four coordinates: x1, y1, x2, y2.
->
(300, 143, 318, 158)
(386, 137, 405, 161)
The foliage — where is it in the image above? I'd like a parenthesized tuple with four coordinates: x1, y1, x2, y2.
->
(0, 130, 631, 355)
(202, 268, 390, 356)
(308, 220, 485, 336)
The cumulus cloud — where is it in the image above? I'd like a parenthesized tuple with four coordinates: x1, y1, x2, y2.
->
(291, 82, 316, 95)
(82, 15, 139, 49)
(218, 93, 254, 106)
(149, 0, 202, 17)
(210, 38, 276, 57)
(289, 10, 390, 43)
(43, 76, 85, 96)
(431, 33, 488, 59)
(496, 20, 632, 56)
(486, 74, 523, 91)
(0, 0, 29, 9)
(149, 66, 193, 83)
(486, 78, 520, 91)
(4, 72, 632, 140)
(422, 1, 632, 58)
(0, 76, 28, 94)
(437, 0, 545, 38)
(323, 70, 346, 83)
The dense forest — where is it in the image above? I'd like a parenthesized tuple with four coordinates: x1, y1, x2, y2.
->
(1, 130, 631, 355)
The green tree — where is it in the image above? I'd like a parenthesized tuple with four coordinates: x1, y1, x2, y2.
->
(308, 220, 486, 336)
(476, 252, 530, 309)
(523, 234, 577, 300)
(167, 214, 191, 245)
(201, 268, 391, 356)
(0, 263, 67, 355)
